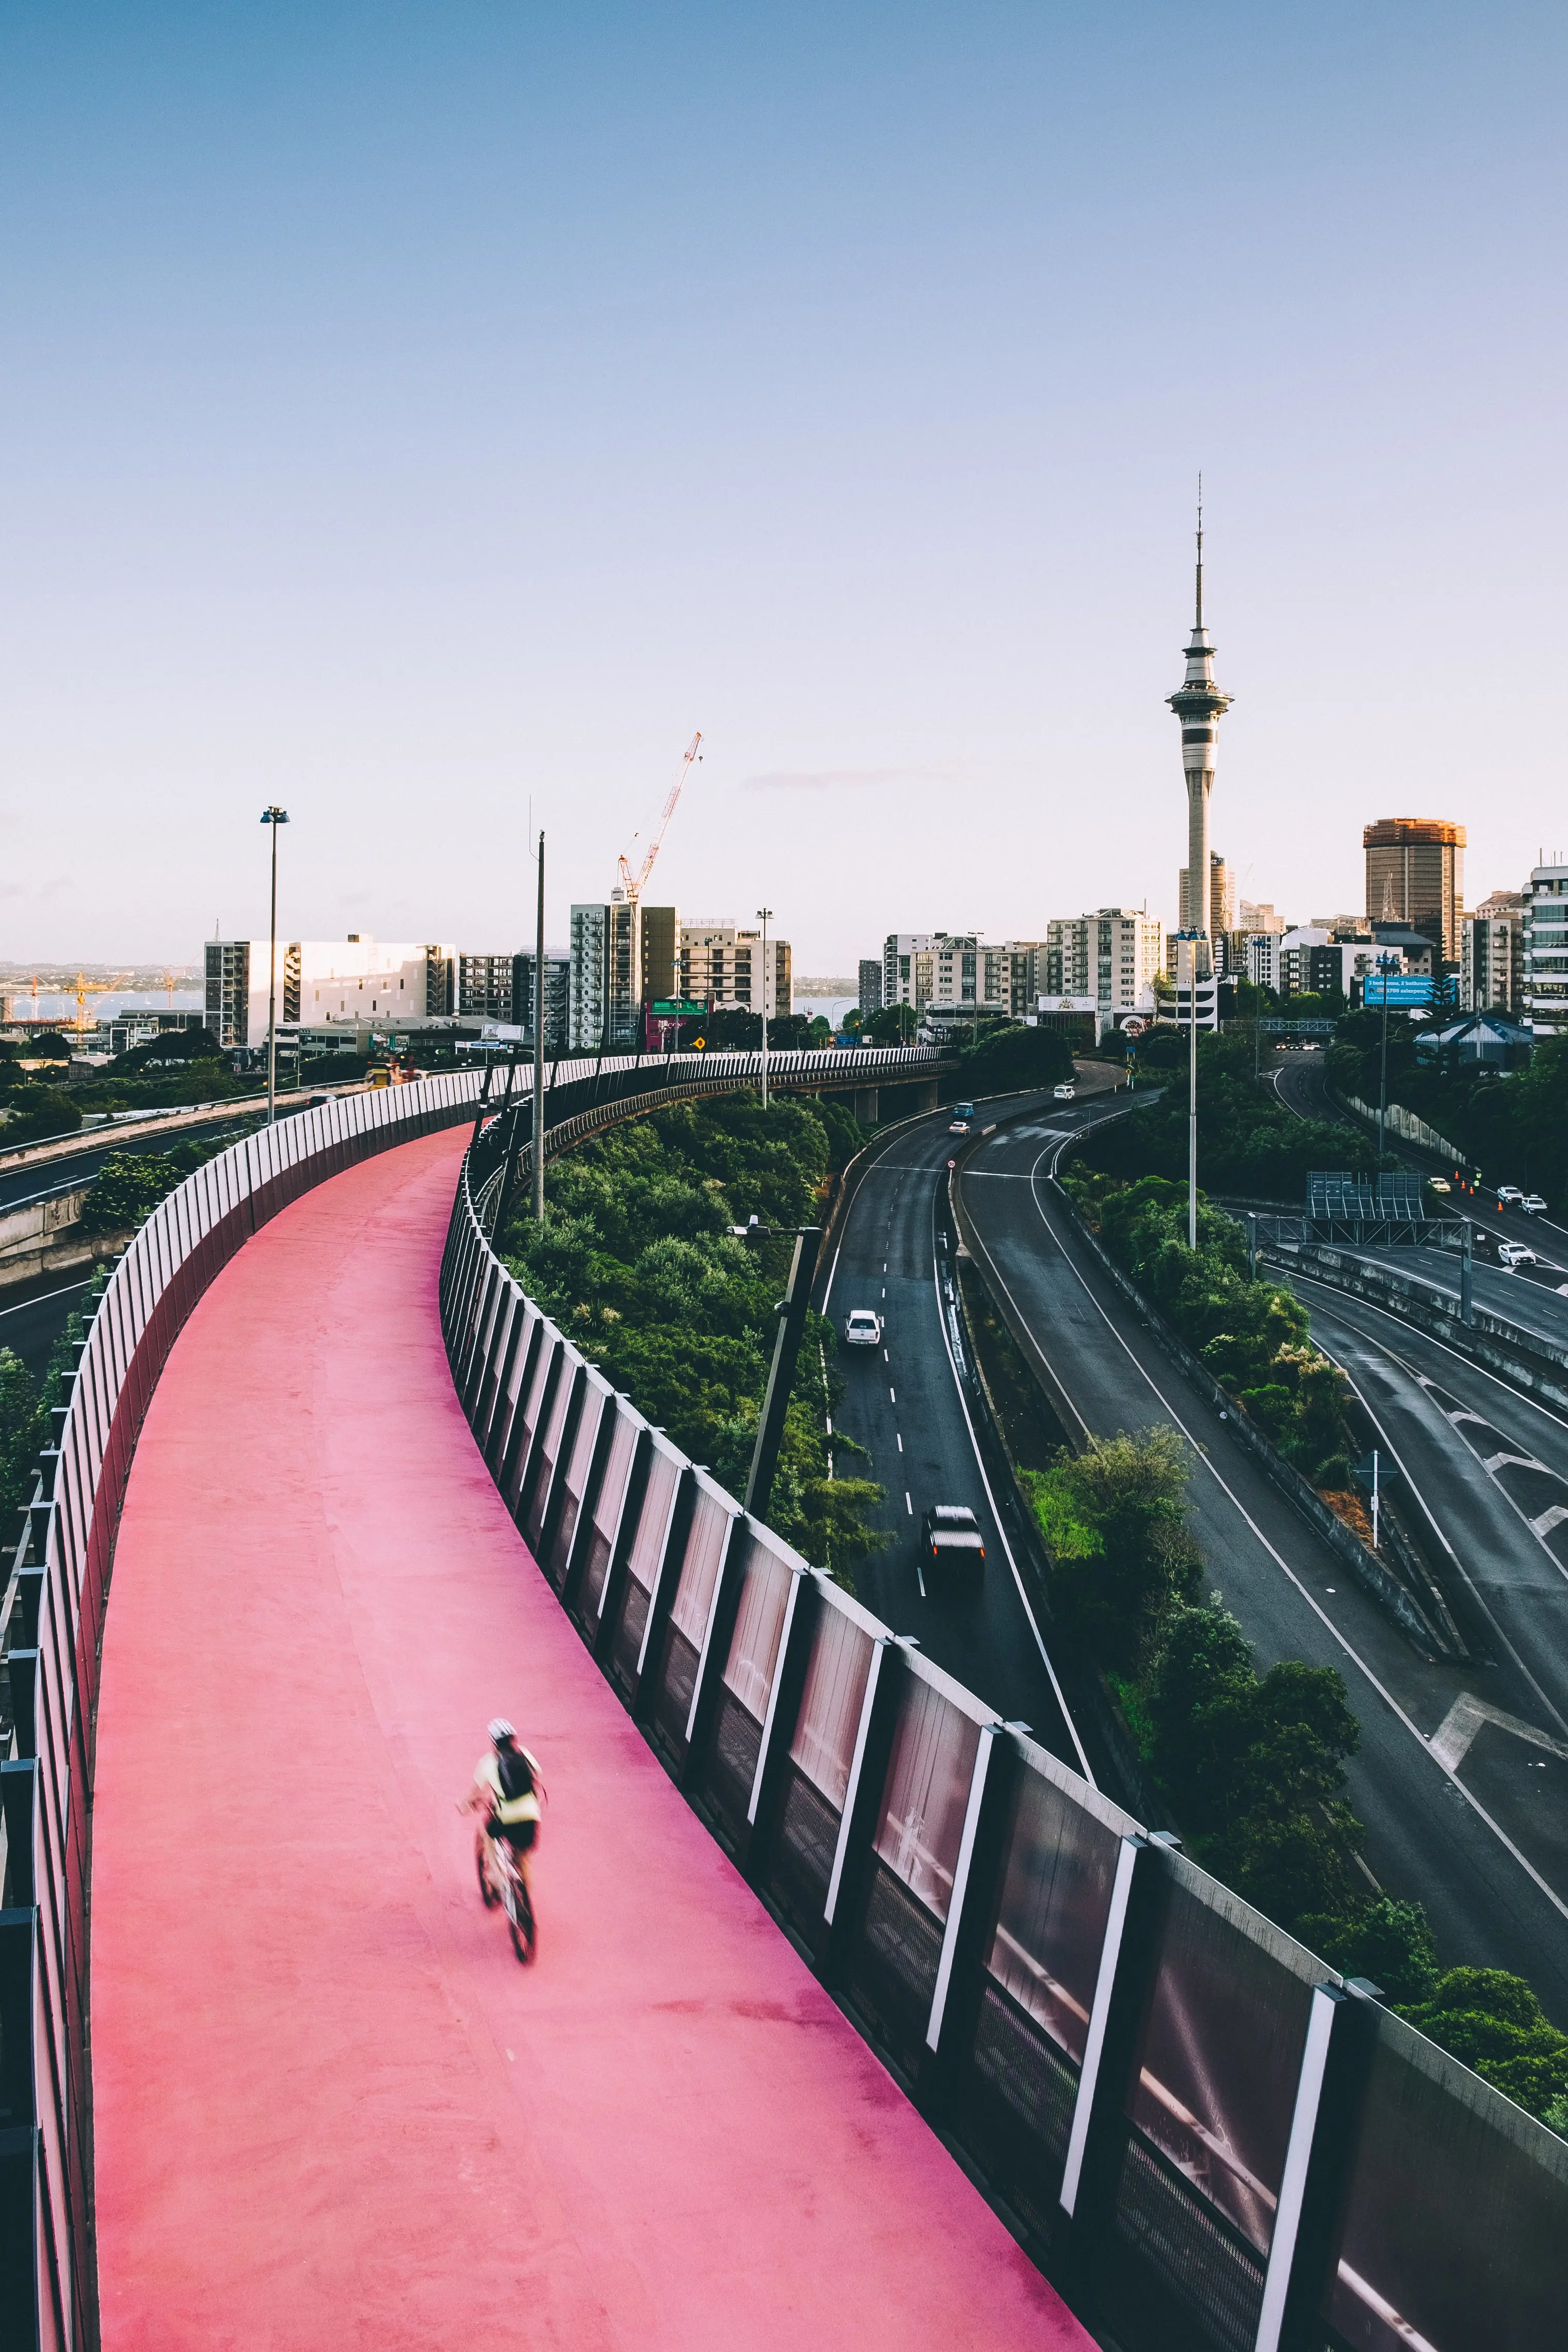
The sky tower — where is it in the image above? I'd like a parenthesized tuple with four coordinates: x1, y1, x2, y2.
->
(1167, 490, 1233, 961)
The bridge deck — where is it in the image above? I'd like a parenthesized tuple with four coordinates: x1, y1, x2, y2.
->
(91, 1130, 1088, 2349)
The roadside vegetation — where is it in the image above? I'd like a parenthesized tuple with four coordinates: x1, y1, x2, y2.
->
(494, 1089, 887, 1584)
(1093, 1025, 1374, 1200)
(1062, 1169, 1353, 1479)
(0, 1268, 109, 1526)
(1329, 1013, 1568, 1203)
(1023, 1425, 1568, 2122)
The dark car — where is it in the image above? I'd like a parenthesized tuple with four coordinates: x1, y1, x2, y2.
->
(920, 1503, 985, 1593)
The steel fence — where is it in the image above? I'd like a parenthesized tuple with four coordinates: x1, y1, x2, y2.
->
(0, 1042, 940, 2348)
(442, 1132, 1568, 2352)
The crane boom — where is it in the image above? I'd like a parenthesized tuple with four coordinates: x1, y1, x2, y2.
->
(617, 731, 702, 899)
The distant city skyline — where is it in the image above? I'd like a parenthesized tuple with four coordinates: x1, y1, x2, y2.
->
(2, 5, 1565, 966)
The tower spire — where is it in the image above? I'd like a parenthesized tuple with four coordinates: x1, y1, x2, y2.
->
(1195, 472, 1203, 630)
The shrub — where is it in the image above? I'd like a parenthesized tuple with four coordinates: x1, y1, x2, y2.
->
(1025, 1425, 1201, 1672)
(1397, 1969, 1568, 2121)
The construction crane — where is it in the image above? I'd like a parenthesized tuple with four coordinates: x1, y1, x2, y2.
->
(617, 732, 702, 901)
(70, 972, 130, 1034)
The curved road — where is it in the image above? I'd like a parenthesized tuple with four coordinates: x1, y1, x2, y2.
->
(959, 1107, 1568, 2019)
(820, 1086, 1094, 1772)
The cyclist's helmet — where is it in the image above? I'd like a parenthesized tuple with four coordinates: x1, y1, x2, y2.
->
(487, 1717, 516, 1746)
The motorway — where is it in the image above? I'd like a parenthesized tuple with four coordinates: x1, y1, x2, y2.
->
(819, 1087, 1091, 1777)
(958, 1101, 1568, 2018)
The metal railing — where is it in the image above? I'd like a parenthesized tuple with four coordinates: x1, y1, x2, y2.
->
(0, 1042, 940, 2348)
(442, 1125, 1568, 2352)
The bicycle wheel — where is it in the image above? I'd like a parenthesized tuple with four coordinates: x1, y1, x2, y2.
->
(477, 1841, 499, 1908)
(508, 1878, 535, 1966)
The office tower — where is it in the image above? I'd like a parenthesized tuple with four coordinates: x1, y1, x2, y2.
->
(1179, 851, 1235, 938)
(1362, 818, 1466, 961)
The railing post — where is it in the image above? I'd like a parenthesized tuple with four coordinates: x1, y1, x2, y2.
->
(818, 1635, 907, 1982)
(677, 1508, 746, 1788)
(1057, 1831, 1173, 2297)
(917, 1718, 1012, 2114)
(740, 1565, 817, 1883)
(1255, 1979, 1381, 2352)
(629, 1465, 697, 1722)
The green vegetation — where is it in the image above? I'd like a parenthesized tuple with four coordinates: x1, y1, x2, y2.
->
(1330, 1013, 1568, 1203)
(1064, 1170, 1351, 1471)
(1024, 1430, 1568, 2118)
(76, 1133, 254, 1236)
(953, 1021, 1074, 1092)
(495, 1089, 885, 1582)
(1091, 1025, 1373, 1199)
(0, 1269, 108, 1525)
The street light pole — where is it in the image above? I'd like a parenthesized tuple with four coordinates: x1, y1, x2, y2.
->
(532, 830, 547, 1225)
(757, 906, 773, 1108)
(260, 806, 289, 1124)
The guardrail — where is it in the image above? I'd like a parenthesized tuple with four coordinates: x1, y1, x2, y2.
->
(0, 1041, 941, 2348)
(443, 1123, 1567, 2352)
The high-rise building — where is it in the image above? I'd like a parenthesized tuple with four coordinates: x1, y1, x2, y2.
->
(512, 949, 571, 1050)
(1522, 861, 1568, 1037)
(1046, 911, 1165, 1019)
(458, 954, 516, 1024)
(1461, 894, 1524, 1013)
(204, 936, 457, 1050)
(1167, 507, 1233, 961)
(568, 897, 682, 1049)
(1238, 900, 1286, 935)
(858, 959, 883, 1017)
(1179, 852, 1235, 938)
(679, 922, 791, 1018)
(1362, 818, 1466, 961)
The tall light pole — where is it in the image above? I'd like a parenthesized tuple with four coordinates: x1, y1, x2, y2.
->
(260, 806, 289, 1123)
(532, 830, 547, 1225)
(756, 906, 773, 1108)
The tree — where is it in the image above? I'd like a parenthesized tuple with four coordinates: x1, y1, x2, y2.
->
(1297, 1896, 1438, 2005)
(1027, 1426, 1202, 1671)
(957, 1023, 1073, 1091)
(1397, 1969, 1568, 2121)
(866, 1002, 916, 1045)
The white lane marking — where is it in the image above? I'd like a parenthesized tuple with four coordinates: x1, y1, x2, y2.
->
(931, 1169, 1095, 1786)
(883, 1347, 888, 1362)
(1430, 1693, 1568, 1772)
(1299, 1317, 1568, 1741)
(1532, 1504, 1568, 1540)
(905, 1491, 913, 1515)
(0, 1276, 93, 1320)
(889, 1387, 896, 1404)
(1483, 1449, 1550, 1476)
(896, 1433, 903, 1453)
(1007, 1137, 1568, 1926)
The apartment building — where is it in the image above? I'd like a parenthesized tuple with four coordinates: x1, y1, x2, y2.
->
(678, 922, 791, 1017)
(858, 959, 883, 1017)
(1523, 862, 1568, 1036)
(204, 936, 457, 1051)
(458, 954, 517, 1024)
(1461, 894, 1525, 1013)
(1045, 910, 1165, 1019)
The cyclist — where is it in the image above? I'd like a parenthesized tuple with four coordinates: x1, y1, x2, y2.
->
(462, 1719, 543, 1897)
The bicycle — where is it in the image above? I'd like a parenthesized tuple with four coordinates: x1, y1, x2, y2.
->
(477, 1826, 536, 1964)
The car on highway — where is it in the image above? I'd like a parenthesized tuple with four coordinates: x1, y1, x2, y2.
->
(948, 1101, 976, 1134)
(1053, 1082, 1076, 1101)
(1427, 1176, 1451, 1195)
(1498, 1185, 1526, 1206)
(843, 1309, 884, 1347)
(1523, 1194, 1549, 1216)
(920, 1504, 985, 1590)
(1498, 1241, 1539, 1269)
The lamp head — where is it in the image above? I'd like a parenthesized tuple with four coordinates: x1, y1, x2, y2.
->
(260, 806, 290, 825)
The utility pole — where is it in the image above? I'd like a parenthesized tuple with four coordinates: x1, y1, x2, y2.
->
(1376, 953, 1396, 1166)
(757, 906, 773, 1108)
(532, 830, 547, 1224)
(260, 805, 289, 1123)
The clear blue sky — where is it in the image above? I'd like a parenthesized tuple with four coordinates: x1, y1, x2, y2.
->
(2, 3, 1564, 969)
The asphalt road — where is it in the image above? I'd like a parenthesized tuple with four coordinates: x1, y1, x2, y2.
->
(819, 1088, 1091, 1775)
(0, 1110, 265, 1212)
(959, 1103, 1568, 2019)
(0, 1273, 96, 1379)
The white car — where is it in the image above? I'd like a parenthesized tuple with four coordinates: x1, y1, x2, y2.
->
(1053, 1082, 1076, 1101)
(1498, 1242, 1538, 1269)
(844, 1310, 884, 1347)
(1498, 1185, 1526, 1206)
(1522, 1194, 1549, 1216)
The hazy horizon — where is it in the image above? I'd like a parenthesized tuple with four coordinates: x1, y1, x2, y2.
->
(4, 4, 1565, 970)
